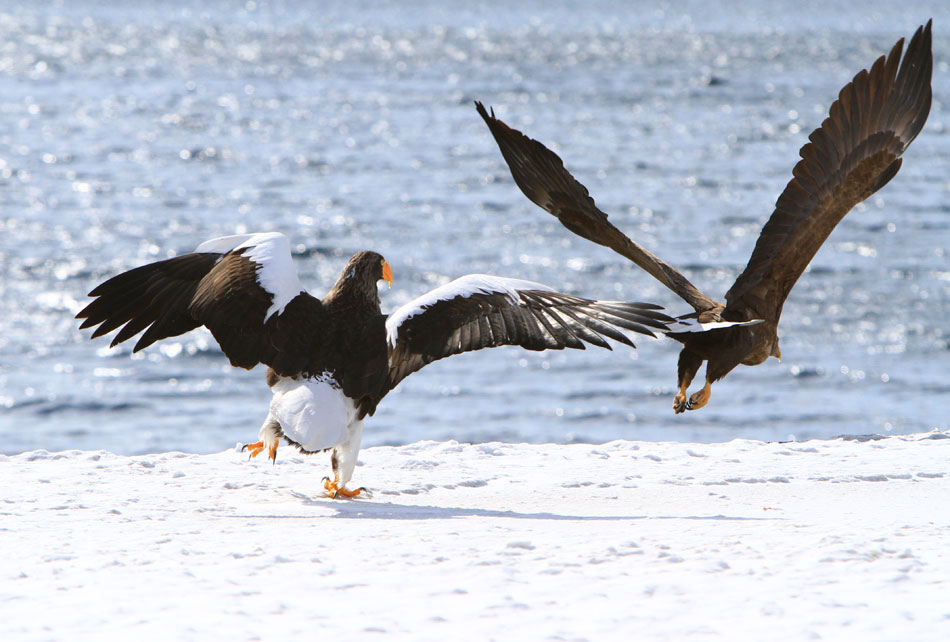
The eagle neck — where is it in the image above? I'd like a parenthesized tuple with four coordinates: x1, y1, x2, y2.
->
(324, 277, 381, 316)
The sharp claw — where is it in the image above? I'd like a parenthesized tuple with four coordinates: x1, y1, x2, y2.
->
(242, 441, 266, 460)
(684, 385, 711, 412)
(673, 389, 689, 414)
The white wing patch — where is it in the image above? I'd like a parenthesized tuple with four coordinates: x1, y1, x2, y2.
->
(666, 318, 764, 333)
(385, 274, 556, 347)
(194, 233, 258, 255)
(269, 374, 358, 452)
(195, 232, 304, 321)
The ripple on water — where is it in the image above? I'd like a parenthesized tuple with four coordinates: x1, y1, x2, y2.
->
(1, 0, 947, 454)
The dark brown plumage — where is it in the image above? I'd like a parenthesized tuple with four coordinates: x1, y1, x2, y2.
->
(476, 21, 933, 413)
(77, 231, 683, 495)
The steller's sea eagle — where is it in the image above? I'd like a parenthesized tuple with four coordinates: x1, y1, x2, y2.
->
(476, 20, 933, 414)
(77, 232, 754, 496)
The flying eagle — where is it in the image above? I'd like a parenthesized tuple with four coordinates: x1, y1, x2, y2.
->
(476, 20, 933, 414)
(77, 232, 753, 496)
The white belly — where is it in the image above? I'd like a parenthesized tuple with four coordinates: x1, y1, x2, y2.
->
(269, 374, 358, 452)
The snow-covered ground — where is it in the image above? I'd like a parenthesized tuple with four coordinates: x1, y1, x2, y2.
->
(3, 433, 949, 641)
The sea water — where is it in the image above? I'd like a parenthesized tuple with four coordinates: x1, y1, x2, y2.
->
(0, 0, 947, 454)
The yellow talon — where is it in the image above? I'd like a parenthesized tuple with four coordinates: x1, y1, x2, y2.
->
(242, 441, 265, 458)
(323, 476, 363, 499)
(686, 381, 712, 411)
(242, 441, 277, 463)
(673, 391, 688, 414)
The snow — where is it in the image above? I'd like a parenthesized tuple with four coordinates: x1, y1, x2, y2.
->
(3, 433, 949, 641)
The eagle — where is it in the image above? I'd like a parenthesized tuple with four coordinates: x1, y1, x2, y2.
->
(476, 20, 933, 414)
(76, 232, 753, 496)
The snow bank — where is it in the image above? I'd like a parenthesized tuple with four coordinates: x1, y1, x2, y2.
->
(3, 433, 949, 641)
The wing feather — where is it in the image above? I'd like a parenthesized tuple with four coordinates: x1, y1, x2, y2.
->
(476, 101, 720, 313)
(77, 233, 328, 376)
(383, 274, 674, 391)
(78, 253, 220, 344)
(725, 21, 933, 320)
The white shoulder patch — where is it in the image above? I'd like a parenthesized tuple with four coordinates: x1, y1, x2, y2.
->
(385, 274, 555, 347)
(195, 232, 304, 321)
(194, 233, 258, 254)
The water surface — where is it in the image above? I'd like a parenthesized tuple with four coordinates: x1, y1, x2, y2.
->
(1, 0, 947, 454)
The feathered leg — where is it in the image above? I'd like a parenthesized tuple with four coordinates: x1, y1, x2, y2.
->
(323, 419, 365, 499)
(685, 377, 712, 411)
(673, 348, 703, 414)
(242, 415, 282, 463)
(684, 353, 743, 412)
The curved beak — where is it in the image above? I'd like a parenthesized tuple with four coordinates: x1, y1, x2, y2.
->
(381, 260, 393, 288)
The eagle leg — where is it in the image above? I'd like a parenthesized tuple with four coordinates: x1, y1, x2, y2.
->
(673, 387, 689, 414)
(322, 475, 365, 499)
(685, 380, 712, 411)
(241, 441, 278, 463)
(674, 349, 703, 414)
(242, 441, 265, 459)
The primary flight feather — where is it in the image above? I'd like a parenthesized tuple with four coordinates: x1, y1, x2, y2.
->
(477, 20, 933, 414)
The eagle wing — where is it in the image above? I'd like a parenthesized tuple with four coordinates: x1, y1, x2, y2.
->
(76, 232, 330, 377)
(382, 274, 673, 393)
(476, 102, 720, 313)
(724, 21, 933, 321)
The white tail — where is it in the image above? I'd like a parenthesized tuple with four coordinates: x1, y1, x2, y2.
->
(665, 317, 763, 334)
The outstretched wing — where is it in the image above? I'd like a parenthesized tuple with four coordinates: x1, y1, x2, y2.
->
(725, 21, 933, 321)
(76, 232, 329, 376)
(383, 274, 673, 391)
(476, 101, 720, 313)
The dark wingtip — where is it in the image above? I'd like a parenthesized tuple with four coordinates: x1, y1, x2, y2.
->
(87, 283, 106, 297)
(90, 325, 112, 340)
(475, 100, 491, 122)
(629, 301, 666, 312)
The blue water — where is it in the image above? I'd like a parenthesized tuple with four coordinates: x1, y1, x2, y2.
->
(0, 1, 947, 455)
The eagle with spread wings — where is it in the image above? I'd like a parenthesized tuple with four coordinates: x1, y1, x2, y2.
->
(477, 20, 933, 414)
(78, 232, 749, 496)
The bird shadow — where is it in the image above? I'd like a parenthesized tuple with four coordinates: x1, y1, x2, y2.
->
(287, 490, 779, 522)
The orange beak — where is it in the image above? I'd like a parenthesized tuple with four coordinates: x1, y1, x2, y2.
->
(381, 260, 393, 288)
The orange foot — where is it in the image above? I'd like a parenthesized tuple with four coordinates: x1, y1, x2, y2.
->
(673, 390, 689, 414)
(323, 476, 364, 499)
(242, 441, 278, 463)
(685, 382, 711, 411)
